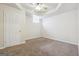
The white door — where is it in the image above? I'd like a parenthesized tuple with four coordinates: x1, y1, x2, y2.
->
(4, 7, 22, 47)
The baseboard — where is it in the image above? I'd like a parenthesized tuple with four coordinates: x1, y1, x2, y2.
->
(1, 37, 77, 49)
(43, 36, 78, 45)
(25, 36, 78, 45)
(9, 41, 25, 47)
(0, 41, 25, 49)
(0, 46, 5, 49)
(12, 41, 25, 46)
(25, 37, 42, 40)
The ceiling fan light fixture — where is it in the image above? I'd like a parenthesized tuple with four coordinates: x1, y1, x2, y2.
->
(35, 5, 41, 11)
(31, 3, 48, 15)
(35, 4, 48, 11)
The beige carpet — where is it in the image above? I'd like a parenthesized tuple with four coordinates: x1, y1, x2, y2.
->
(0, 37, 78, 56)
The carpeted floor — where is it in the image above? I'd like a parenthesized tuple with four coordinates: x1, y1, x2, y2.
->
(0, 37, 78, 56)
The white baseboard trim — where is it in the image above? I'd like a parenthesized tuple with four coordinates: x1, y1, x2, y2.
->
(25, 37, 42, 40)
(0, 46, 5, 49)
(44, 36, 78, 45)
(12, 41, 25, 46)
(0, 37, 78, 49)
(0, 41, 25, 49)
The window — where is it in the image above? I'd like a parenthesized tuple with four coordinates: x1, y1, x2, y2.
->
(33, 15, 40, 23)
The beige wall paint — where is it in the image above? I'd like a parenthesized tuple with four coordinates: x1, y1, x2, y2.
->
(42, 10, 78, 45)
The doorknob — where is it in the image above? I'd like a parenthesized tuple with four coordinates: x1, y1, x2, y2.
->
(19, 30, 21, 32)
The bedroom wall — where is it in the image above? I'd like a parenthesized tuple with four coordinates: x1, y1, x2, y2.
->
(78, 4, 79, 55)
(42, 10, 78, 45)
(0, 5, 4, 49)
(23, 13, 41, 40)
(78, 5, 79, 45)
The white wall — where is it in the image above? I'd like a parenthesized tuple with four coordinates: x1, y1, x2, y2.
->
(78, 5, 79, 45)
(42, 10, 78, 45)
(78, 4, 79, 55)
(23, 13, 41, 40)
(0, 6, 4, 48)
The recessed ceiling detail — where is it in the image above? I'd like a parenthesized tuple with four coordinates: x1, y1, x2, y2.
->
(2, 3, 78, 16)
(20, 3, 59, 16)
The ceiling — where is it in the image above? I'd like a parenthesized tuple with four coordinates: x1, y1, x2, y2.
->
(20, 3, 58, 11)
(1, 3, 79, 17)
(1, 3, 20, 9)
(20, 3, 60, 15)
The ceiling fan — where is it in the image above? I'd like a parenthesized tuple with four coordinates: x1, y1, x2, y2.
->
(31, 3, 48, 15)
